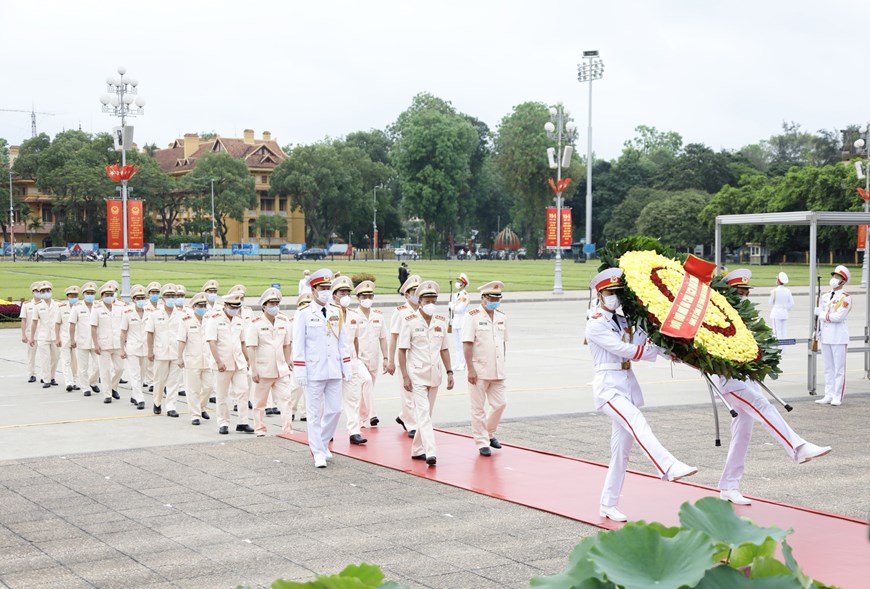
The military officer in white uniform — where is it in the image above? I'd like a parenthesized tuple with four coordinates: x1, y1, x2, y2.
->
(354, 280, 388, 427)
(712, 270, 831, 505)
(246, 288, 294, 437)
(298, 269, 312, 296)
(768, 271, 793, 345)
(146, 283, 182, 417)
(69, 282, 100, 396)
(462, 280, 508, 456)
(292, 270, 352, 468)
(90, 283, 124, 403)
(120, 285, 151, 410)
(30, 281, 60, 388)
(398, 280, 454, 466)
(815, 265, 852, 406)
(56, 285, 80, 391)
(585, 268, 697, 522)
(388, 274, 423, 437)
(206, 290, 254, 434)
(332, 275, 370, 445)
(19, 282, 41, 383)
(178, 292, 214, 425)
(143, 281, 161, 391)
(449, 272, 470, 371)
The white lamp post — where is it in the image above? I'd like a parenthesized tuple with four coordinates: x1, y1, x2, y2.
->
(8, 169, 14, 262)
(373, 183, 383, 259)
(99, 66, 145, 300)
(545, 104, 577, 294)
(577, 50, 604, 260)
(855, 126, 870, 287)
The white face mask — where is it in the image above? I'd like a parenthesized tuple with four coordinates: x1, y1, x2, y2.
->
(316, 290, 330, 304)
(339, 295, 351, 308)
(102, 296, 115, 305)
(829, 277, 841, 289)
(265, 305, 279, 316)
(455, 282, 463, 289)
(226, 307, 239, 317)
(408, 294, 419, 305)
(602, 294, 619, 310)
(359, 298, 373, 309)
(422, 303, 437, 316)
(206, 293, 217, 303)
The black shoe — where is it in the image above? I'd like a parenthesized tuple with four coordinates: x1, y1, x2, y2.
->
(412, 453, 427, 461)
(42, 383, 51, 389)
(209, 396, 216, 404)
(236, 424, 255, 433)
(300, 416, 307, 422)
(83, 390, 92, 397)
(349, 434, 368, 445)
(264, 408, 273, 415)
(233, 404, 238, 411)
(370, 416, 380, 427)
(153, 404, 161, 415)
(103, 397, 111, 404)
(137, 402, 145, 410)
(219, 426, 229, 435)
(291, 413, 295, 421)
(66, 385, 73, 392)
(167, 410, 179, 418)
(395, 416, 407, 431)
(50, 379, 58, 386)
(92, 385, 100, 393)
(408, 430, 416, 439)
(72, 385, 80, 391)
(191, 418, 200, 426)
(111, 390, 120, 399)
(426, 456, 437, 465)
(178, 390, 186, 397)
(201, 411, 210, 420)
(479, 447, 492, 456)
(248, 401, 252, 409)
(489, 437, 502, 449)
(119, 379, 128, 384)
(272, 408, 281, 415)
(28, 376, 36, 383)
(129, 397, 136, 405)
(149, 385, 153, 392)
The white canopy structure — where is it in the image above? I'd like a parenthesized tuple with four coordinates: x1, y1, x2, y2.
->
(714, 211, 870, 393)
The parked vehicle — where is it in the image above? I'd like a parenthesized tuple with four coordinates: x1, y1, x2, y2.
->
(32, 246, 70, 261)
(394, 247, 418, 260)
(295, 247, 327, 261)
(176, 248, 210, 261)
(517, 248, 527, 260)
(474, 248, 490, 260)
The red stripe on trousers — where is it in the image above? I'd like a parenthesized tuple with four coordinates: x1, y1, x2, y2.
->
(606, 400, 665, 476)
(731, 392, 793, 450)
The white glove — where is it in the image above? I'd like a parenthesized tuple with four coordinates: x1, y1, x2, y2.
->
(342, 371, 352, 382)
(296, 377, 307, 388)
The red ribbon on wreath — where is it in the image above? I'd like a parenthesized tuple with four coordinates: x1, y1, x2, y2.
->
(548, 177, 572, 194)
(857, 187, 870, 201)
(105, 164, 139, 182)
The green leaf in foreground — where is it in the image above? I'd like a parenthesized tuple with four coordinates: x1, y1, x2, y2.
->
(679, 497, 790, 554)
(694, 565, 804, 588)
(530, 535, 616, 588)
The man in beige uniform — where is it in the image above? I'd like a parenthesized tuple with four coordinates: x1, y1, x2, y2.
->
(354, 280, 388, 427)
(388, 274, 423, 437)
(56, 285, 81, 392)
(69, 282, 100, 396)
(462, 281, 508, 456)
(120, 285, 151, 410)
(227, 284, 255, 415)
(246, 288, 294, 436)
(398, 280, 454, 465)
(146, 283, 182, 417)
(205, 290, 254, 434)
(91, 283, 124, 403)
(289, 293, 310, 421)
(20, 282, 41, 383)
(144, 281, 162, 391)
(332, 276, 369, 445)
(178, 292, 214, 426)
(30, 281, 60, 388)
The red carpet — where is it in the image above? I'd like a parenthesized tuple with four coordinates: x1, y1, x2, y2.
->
(279, 426, 867, 588)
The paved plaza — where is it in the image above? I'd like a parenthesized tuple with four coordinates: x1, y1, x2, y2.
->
(1, 292, 868, 588)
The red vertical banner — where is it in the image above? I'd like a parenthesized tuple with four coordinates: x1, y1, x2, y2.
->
(106, 200, 123, 249)
(545, 207, 557, 247)
(127, 200, 144, 250)
(857, 225, 869, 250)
(373, 228, 379, 252)
(560, 208, 572, 247)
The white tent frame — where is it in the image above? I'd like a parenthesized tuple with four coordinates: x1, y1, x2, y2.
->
(714, 211, 870, 393)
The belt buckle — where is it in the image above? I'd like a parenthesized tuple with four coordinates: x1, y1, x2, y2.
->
(621, 361, 631, 370)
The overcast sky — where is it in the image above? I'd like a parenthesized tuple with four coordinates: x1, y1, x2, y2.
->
(2, 1, 868, 161)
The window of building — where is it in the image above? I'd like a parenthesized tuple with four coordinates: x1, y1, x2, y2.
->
(259, 197, 274, 212)
(261, 175, 268, 184)
(42, 205, 53, 223)
(248, 224, 255, 238)
(278, 198, 286, 212)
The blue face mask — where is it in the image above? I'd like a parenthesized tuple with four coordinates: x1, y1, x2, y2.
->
(68, 297, 79, 305)
(485, 301, 501, 311)
(164, 299, 176, 308)
(206, 293, 217, 303)
(175, 298, 185, 307)
(84, 294, 95, 303)
(194, 307, 208, 317)
(135, 299, 147, 309)
(149, 293, 159, 303)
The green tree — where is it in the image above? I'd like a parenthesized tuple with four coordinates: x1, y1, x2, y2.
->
(623, 125, 683, 159)
(126, 152, 178, 245)
(636, 190, 711, 251)
(653, 143, 738, 194)
(182, 153, 256, 247)
(603, 187, 670, 241)
(252, 214, 287, 246)
(0, 137, 9, 243)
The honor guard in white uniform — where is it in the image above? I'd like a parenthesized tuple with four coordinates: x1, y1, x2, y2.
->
(56, 285, 80, 391)
(120, 285, 151, 410)
(227, 284, 255, 414)
(203, 280, 221, 311)
(712, 270, 831, 505)
(206, 291, 254, 434)
(768, 272, 793, 345)
(144, 281, 162, 389)
(246, 288, 294, 437)
(449, 272, 470, 371)
(69, 282, 100, 395)
(388, 274, 423, 437)
(585, 269, 697, 522)
(815, 265, 852, 406)
(90, 283, 125, 402)
(178, 292, 215, 425)
(398, 280, 454, 466)
(298, 269, 312, 296)
(288, 293, 311, 421)
(461, 280, 508, 456)
(332, 276, 370, 445)
(31, 281, 60, 388)
(354, 280, 388, 427)
(146, 283, 182, 417)
(20, 282, 40, 383)
(291, 270, 352, 468)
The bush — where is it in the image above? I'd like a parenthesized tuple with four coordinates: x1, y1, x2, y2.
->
(0, 302, 22, 322)
(351, 272, 377, 287)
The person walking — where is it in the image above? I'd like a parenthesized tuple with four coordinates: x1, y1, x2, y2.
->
(354, 280, 388, 428)
(30, 281, 60, 389)
(388, 274, 423, 437)
(397, 262, 409, 293)
(815, 265, 852, 406)
(177, 292, 215, 426)
(449, 273, 470, 372)
(331, 275, 370, 445)
(146, 283, 182, 417)
(56, 285, 81, 392)
(120, 285, 151, 410)
(585, 268, 697, 522)
(90, 283, 124, 403)
(462, 280, 508, 457)
(768, 271, 794, 344)
(19, 282, 41, 383)
(69, 282, 100, 396)
(288, 293, 311, 422)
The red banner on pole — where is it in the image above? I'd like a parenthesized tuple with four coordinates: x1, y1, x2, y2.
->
(545, 208, 573, 247)
(106, 200, 123, 249)
(127, 200, 144, 250)
(560, 208, 572, 247)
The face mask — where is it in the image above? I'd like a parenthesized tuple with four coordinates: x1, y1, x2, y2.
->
(150, 293, 159, 303)
(602, 294, 619, 310)
(68, 297, 79, 305)
(135, 300, 146, 309)
(175, 298, 185, 307)
(455, 282, 463, 289)
(84, 294, 95, 303)
(409, 294, 419, 305)
(359, 298, 373, 309)
(316, 290, 330, 304)
(102, 296, 115, 304)
(43, 291, 52, 299)
(207, 293, 217, 303)
(164, 299, 175, 308)
(194, 307, 208, 317)
(829, 278, 841, 289)
(226, 307, 239, 317)
(485, 301, 501, 311)
(339, 295, 351, 308)
(265, 306, 279, 316)
(422, 303, 437, 316)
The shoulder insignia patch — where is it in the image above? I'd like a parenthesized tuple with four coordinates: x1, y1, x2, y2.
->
(469, 309, 480, 316)
(395, 304, 407, 311)
(373, 309, 383, 314)
(434, 314, 447, 321)
(182, 316, 190, 321)
(124, 308, 133, 314)
(405, 314, 417, 321)
(591, 312, 602, 319)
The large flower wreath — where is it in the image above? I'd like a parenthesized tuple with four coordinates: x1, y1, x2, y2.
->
(598, 236, 781, 381)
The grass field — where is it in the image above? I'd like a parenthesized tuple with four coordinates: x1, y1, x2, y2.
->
(0, 259, 850, 301)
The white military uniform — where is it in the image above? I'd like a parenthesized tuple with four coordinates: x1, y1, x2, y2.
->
(461, 304, 508, 450)
(398, 308, 450, 460)
(292, 290, 351, 464)
(354, 305, 387, 426)
(205, 308, 251, 430)
(32, 296, 60, 385)
(90, 299, 124, 398)
(342, 306, 373, 437)
(121, 305, 151, 404)
(70, 300, 99, 391)
(178, 310, 214, 421)
(56, 298, 79, 389)
(246, 308, 294, 435)
(768, 284, 794, 342)
(19, 295, 38, 380)
(817, 288, 851, 404)
(145, 304, 183, 412)
(449, 282, 469, 371)
(390, 301, 418, 432)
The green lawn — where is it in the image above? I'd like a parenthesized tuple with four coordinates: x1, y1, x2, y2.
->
(0, 258, 851, 301)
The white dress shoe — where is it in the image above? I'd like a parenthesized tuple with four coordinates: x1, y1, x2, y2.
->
(666, 461, 698, 482)
(814, 396, 833, 404)
(795, 442, 832, 464)
(830, 400, 842, 406)
(314, 457, 327, 468)
(325, 450, 334, 461)
(599, 505, 628, 522)
(720, 489, 752, 505)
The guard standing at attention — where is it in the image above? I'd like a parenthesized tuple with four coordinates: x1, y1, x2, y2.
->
(815, 265, 852, 406)
(353, 280, 388, 428)
(768, 271, 794, 344)
(206, 290, 254, 434)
